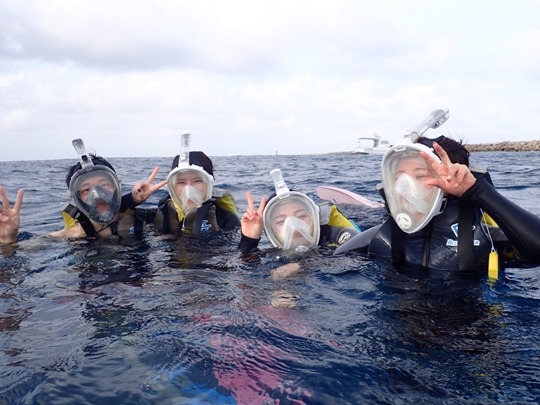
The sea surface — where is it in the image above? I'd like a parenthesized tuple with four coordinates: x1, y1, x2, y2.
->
(1, 152, 540, 404)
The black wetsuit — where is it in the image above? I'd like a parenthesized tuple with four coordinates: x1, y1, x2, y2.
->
(368, 176, 540, 272)
(155, 192, 240, 235)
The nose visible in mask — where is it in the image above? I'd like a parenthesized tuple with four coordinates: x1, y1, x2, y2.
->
(277, 216, 317, 250)
(179, 185, 207, 212)
(393, 173, 432, 215)
(82, 186, 119, 224)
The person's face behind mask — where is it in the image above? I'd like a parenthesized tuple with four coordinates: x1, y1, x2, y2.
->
(73, 171, 120, 224)
(78, 175, 115, 206)
(394, 156, 436, 220)
(173, 170, 211, 212)
(270, 201, 315, 249)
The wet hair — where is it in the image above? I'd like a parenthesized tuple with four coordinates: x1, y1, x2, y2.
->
(171, 151, 215, 179)
(65, 154, 116, 187)
(417, 135, 470, 167)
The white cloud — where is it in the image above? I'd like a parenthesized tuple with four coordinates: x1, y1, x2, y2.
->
(494, 30, 540, 80)
(1, 0, 540, 161)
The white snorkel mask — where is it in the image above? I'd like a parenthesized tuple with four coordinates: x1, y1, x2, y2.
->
(381, 108, 450, 234)
(68, 138, 122, 225)
(167, 132, 214, 215)
(262, 169, 320, 251)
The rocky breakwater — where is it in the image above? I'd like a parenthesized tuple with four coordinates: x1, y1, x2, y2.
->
(466, 140, 540, 152)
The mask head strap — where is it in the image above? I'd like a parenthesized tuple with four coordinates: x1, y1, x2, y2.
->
(417, 135, 445, 151)
(189, 151, 203, 168)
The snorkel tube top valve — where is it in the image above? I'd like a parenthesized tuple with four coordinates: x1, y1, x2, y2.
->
(178, 131, 191, 168)
(270, 168, 291, 199)
(72, 138, 93, 169)
(409, 108, 450, 143)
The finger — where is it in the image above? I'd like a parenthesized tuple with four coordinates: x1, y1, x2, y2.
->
(246, 192, 255, 211)
(0, 187, 10, 209)
(454, 165, 468, 187)
(147, 167, 160, 184)
(444, 163, 458, 182)
(257, 196, 267, 215)
(132, 181, 144, 193)
(13, 189, 24, 213)
(432, 142, 453, 166)
(150, 179, 168, 192)
(426, 178, 446, 190)
(419, 150, 441, 171)
(242, 212, 254, 221)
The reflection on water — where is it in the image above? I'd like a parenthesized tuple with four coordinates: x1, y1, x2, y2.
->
(1, 153, 540, 404)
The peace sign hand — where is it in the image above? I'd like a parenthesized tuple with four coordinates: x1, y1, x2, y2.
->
(241, 191, 267, 239)
(0, 187, 24, 244)
(420, 142, 477, 197)
(131, 167, 168, 204)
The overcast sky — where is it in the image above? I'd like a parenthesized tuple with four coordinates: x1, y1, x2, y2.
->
(1, 0, 540, 161)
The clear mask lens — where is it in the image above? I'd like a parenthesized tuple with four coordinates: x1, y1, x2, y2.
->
(393, 173, 432, 215)
(179, 185, 206, 212)
(263, 194, 320, 250)
(381, 142, 444, 233)
(276, 215, 317, 250)
(168, 168, 213, 215)
(70, 168, 121, 225)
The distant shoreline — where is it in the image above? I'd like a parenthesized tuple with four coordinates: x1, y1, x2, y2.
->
(316, 140, 540, 155)
(464, 140, 540, 152)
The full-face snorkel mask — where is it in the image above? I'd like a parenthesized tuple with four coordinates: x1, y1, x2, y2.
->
(380, 108, 450, 233)
(167, 132, 213, 215)
(68, 139, 122, 225)
(262, 169, 320, 251)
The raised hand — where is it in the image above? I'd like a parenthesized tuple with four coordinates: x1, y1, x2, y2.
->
(0, 187, 24, 244)
(420, 142, 477, 197)
(241, 191, 266, 239)
(131, 167, 168, 204)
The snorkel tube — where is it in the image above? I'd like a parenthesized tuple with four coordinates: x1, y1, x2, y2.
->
(409, 108, 450, 143)
(263, 169, 320, 251)
(166, 132, 214, 214)
(68, 139, 122, 225)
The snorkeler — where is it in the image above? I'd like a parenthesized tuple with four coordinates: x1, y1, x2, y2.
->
(239, 168, 360, 253)
(336, 111, 540, 274)
(51, 139, 166, 238)
(0, 186, 24, 244)
(153, 132, 240, 235)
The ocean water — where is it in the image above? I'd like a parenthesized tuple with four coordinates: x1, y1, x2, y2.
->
(1, 152, 540, 404)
